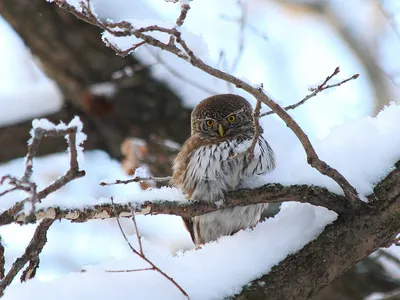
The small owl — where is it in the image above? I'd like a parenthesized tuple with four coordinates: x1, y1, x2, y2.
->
(172, 94, 276, 246)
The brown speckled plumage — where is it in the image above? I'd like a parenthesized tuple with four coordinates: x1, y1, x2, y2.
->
(172, 94, 276, 245)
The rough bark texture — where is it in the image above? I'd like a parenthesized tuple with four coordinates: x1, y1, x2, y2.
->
(0, 0, 190, 165)
(234, 164, 400, 300)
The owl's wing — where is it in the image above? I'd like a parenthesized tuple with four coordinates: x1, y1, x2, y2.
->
(241, 135, 276, 177)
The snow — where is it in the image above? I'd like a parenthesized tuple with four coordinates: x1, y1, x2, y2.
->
(0, 102, 400, 298)
(30, 117, 86, 168)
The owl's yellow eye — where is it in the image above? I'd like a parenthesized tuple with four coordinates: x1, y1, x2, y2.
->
(206, 120, 214, 127)
(227, 115, 236, 123)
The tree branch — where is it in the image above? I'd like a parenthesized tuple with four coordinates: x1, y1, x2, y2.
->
(0, 218, 54, 297)
(0, 183, 352, 226)
(233, 161, 400, 300)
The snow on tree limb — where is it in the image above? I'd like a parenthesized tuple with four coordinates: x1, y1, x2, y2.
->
(52, 0, 361, 205)
(2, 183, 354, 226)
(0, 118, 86, 296)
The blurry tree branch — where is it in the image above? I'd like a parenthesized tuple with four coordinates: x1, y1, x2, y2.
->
(273, 0, 394, 116)
(0, 0, 191, 168)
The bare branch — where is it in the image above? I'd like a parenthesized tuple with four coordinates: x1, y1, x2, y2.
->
(0, 218, 54, 297)
(261, 68, 359, 117)
(110, 198, 189, 299)
(146, 48, 218, 95)
(99, 175, 172, 186)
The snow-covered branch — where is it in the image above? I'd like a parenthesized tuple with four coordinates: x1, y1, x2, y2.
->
(0, 118, 86, 224)
(3, 183, 350, 226)
(0, 118, 86, 296)
(53, 0, 361, 205)
(236, 162, 400, 300)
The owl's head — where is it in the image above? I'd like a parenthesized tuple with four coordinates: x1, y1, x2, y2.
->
(191, 94, 253, 140)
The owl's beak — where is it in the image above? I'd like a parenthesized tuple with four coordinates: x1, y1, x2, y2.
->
(218, 124, 225, 137)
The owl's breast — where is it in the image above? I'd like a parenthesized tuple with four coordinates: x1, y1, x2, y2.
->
(183, 139, 247, 201)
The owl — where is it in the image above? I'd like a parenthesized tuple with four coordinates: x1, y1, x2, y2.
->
(172, 94, 276, 246)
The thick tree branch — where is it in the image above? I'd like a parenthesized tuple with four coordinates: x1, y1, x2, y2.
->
(0, 218, 54, 297)
(1, 183, 350, 226)
(233, 163, 400, 300)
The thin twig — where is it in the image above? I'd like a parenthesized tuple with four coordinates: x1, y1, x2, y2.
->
(176, 1, 190, 27)
(100, 176, 172, 186)
(146, 47, 218, 95)
(0, 218, 54, 297)
(230, 95, 262, 160)
(230, 0, 247, 73)
(261, 68, 359, 117)
(131, 206, 143, 255)
(110, 197, 189, 299)
(106, 267, 154, 273)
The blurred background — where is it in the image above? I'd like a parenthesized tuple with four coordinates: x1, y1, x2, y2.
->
(1, 0, 400, 299)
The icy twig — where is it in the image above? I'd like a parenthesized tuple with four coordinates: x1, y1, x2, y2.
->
(99, 176, 172, 186)
(261, 68, 359, 117)
(55, 0, 361, 205)
(110, 197, 189, 299)
(0, 218, 54, 297)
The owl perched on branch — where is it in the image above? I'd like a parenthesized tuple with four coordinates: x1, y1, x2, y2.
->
(172, 94, 276, 246)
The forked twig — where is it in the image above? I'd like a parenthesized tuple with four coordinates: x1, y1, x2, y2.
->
(261, 68, 359, 117)
(109, 197, 189, 299)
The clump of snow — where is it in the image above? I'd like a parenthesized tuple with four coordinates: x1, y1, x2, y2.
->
(133, 167, 149, 178)
(29, 117, 86, 168)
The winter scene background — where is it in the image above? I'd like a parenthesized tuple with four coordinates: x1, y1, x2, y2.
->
(1, 0, 400, 299)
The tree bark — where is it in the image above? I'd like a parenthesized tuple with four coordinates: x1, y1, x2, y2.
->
(0, 0, 191, 164)
(234, 163, 400, 300)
